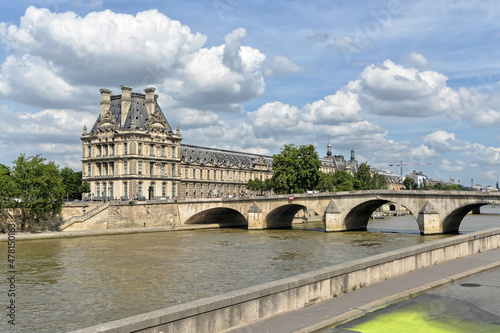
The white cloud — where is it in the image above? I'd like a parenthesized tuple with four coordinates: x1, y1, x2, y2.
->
(403, 52, 429, 69)
(440, 159, 464, 172)
(421, 131, 470, 152)
(264, 55, 305, 77)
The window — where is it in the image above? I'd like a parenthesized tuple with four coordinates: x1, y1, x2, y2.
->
(227, 170, 230, 180)
(150, 163, 154, 176)
(233, 171, 236, 181)
(96, 183, 100, 197)
(162, 183, 166, 197)
(124, 161, 128, 175)
(193, 168, 196, 179)
(239, 172, 241, 181)
(124, 143, 128, 155)
(111, 145, 115, 156)
(172, 182, 176, 197)
(123, 182, 128, 198)
(110, 163, 114, 176)
(161, 163, 165, 176)
(109, 183, 113, 198)
(245, 172, 247, 181)
(103, 185, 106, 198)
(138, 143, 142, 155)
(172, 164, 176, 176)
(104, 146, 108, 156)
(88, 145, 91, 157)
(150, 145, 154, 157)
(200, 168, 203, 179)
(97, 164, 101, 176)
(162, 146, 165, 157)
(98, 146, 102, 157)
(87, 164, 91, 176)
(172, 147, 176, 157)
(185, 168, 188, 178)
(138, 161, 142, 174)
(207, 169, 210, 180)
(138, 182, 142, 198)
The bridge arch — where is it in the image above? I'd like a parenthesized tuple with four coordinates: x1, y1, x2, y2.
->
(343, 198, 420, 231)
(265, 204, 307, 229)
(442, 202, 491, 233)
(184, 208, 247, 227)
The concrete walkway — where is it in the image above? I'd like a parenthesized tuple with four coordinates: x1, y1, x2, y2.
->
(225, 247, 500, 333)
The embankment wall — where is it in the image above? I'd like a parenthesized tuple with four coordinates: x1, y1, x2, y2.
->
(72, 227, 500, 333)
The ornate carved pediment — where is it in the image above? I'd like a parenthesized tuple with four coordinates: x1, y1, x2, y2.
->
(97, 108, 118, 133)
(145, 110, 168, 134)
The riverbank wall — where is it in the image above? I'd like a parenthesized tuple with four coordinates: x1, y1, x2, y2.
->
(72, 227, 500, 333)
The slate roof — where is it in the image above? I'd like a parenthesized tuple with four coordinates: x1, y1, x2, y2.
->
(180, 144, 273, 170)
(89, 92, 173, 133)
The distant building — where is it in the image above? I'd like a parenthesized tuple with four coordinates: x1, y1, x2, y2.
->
(406, 170, 428, 188)
(81, 86, 362, 200)
(320, 142, 358, 175)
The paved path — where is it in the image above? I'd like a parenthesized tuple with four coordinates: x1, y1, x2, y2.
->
(225, 247, 500, 333)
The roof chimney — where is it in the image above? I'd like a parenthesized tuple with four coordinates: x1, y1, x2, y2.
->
(120, 85, 133, 127)
(99, 88, 112, 117)
(144, 87, 156, 116)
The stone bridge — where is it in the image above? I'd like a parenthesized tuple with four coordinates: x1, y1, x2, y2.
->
(177, 190, 500, 234)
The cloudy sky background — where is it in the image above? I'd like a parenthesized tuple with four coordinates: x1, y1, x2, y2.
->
(1, 0, 500, 187)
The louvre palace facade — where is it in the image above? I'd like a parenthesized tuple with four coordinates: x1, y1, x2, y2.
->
(81, 86, 358, 200)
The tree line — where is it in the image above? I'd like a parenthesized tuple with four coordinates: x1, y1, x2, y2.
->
(0, 154, 89, 232)
(247, 143, 466, 195)
(246, 144, 388, 194)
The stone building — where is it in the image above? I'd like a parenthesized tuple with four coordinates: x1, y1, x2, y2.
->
(81, 86, 273, 200)
(82, 86, 363, 200)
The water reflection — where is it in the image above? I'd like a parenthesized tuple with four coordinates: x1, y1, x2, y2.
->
(2, 207, 499, 332)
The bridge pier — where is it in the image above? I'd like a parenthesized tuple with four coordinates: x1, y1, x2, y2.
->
(417, 201, 443, 234)
(324, 200, 346, 232)
(247, 202, 265, 230)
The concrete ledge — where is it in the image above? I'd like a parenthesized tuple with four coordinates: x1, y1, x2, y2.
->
(70, 227, 500, 333)
(296, 257, 500, 333)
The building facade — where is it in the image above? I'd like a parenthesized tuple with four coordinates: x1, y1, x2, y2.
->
(82, 86, 361, 200)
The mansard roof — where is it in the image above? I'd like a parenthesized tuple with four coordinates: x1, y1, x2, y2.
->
(180, 144, 273, 170)
(89, 92, 173, 134)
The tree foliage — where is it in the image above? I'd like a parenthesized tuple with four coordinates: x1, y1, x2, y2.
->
(353, 162, 388, 190)
(403, 177, 418, 190)
(246, 178, 272, 194)
(270, 144, 321, 194)
(61, 167, 90, 200)
(11, 154, 66, 231)
(0, 164, 15, 214)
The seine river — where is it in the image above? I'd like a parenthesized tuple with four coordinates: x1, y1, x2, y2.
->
(2, 206, 500, 332)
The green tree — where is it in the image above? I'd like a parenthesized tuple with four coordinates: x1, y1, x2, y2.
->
(270, 144, 321, 194)
(403, 177, 417, 190)
(354, 162, 372, 190)
(443, 184, 463, 191)
(317, 170, 356, 192)
(371, 172, 388, 190)
(61, 167, 89, 200)
(433, 182, 444, 190)
(246, 178, 271, 194)
(0, 164, 15, 214)
(11, 154, 66, 232)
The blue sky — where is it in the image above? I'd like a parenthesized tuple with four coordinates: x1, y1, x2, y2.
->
(1, 0, 500, 187)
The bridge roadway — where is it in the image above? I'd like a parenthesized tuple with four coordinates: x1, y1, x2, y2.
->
(176, 190, 500, 235)
(61, 190, 500, 235)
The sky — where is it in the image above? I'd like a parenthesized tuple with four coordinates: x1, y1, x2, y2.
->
(1, 0, 500, 187)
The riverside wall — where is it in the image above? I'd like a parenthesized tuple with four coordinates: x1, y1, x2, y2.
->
(72, 227, 500, 333)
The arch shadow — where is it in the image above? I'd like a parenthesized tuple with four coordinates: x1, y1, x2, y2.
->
(344, 199, 417, 232)
(266, 204, 307, 229)
(442, 203, 490, 233)
(184, 208, 247, 228)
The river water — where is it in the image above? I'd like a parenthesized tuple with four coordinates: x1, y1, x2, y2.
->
(2, 206, 500, 332)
